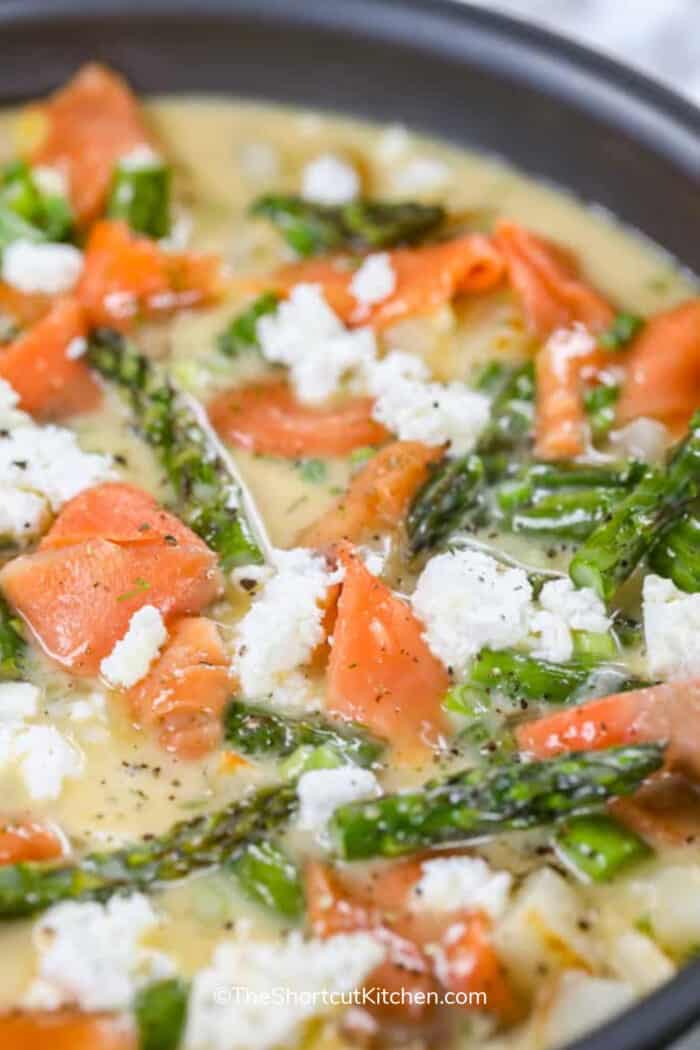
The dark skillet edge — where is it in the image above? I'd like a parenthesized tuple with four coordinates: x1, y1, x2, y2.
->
(0, 2, 699, 1048)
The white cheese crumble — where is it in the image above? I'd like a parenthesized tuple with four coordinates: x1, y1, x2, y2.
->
(0, 723, 83, 800)
(0, 421, 113, 512)
(350, 252, 396, 307)
(0, 377, 30, 429)
(0, 682, 40, 721)
(391, 157, 449, 194)
(24, 894, 173, 1012)
(65, 336, 88, 360)
(257, 283, 376, 404)
(412, 549, 533, 676)
(0, 484, 49, 544)
(643, 574, 700, 679)
(100, 605, 168, 689)
(2, 240, 83, 295)
(297, 767, 380, 837)
(367, 351, 490, 457)
(610, 417, 669, 464)
(301, 153, 360, 206)
(118, 144, 164, 170)
(235, 548, 342, 706)
(545, 323, 597, 381)
(185, 932, 384, 1050)
(32, 165, 69, 198)
(410, 856, 512, 919)
(530, 577, 611, 663)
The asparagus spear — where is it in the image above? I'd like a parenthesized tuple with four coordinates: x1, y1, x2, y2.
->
(107, 155, 172, 239)
(599, 312, 644, 350)
(406, 362, 534, 553)
(134, 978, 189, 1050)
(554, 813, 651, 883)
(0, 159, 74, 245)
(0, 594, 25, 680)
(330, 744, 663, 859)
(570, 412, 700, 600)
(0, 780, 298, 918)
(86, 328, 266, 568)
(466, 648, 592, 705)
(648, 512, 700, 593)
(217, 292, 279, 358)
(584, 384, 620, 439)
(229, 839, 304, 918)
(251, 194, 445, 256)
(224, 699, 384, 768)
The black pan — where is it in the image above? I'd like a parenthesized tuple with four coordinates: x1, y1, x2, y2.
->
(0, 2, 699, 1047)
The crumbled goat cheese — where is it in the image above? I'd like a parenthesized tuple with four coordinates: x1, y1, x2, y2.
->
(0, 682, 40, 721)
(297, 767, 380, 837)
(301, 153, 360, 206)
(368, 351, 490, 457)
(0, 377, 30, 428)
(545, 324, 597, 381)
(643, 574, 700, 679)
(235, 548, 342, 704)
(100, 605, 168, 689)
(0, 723, 83, 800)
(0, 484, 49, 544)
(412, 549, 533, 675)
(32, 164, 69, 198)
(2, 240, 83, 295)
(350, 253, 396, 307)
(257, 283, 376, 404)
(65, 336, 88, 359)
(185, 931, 384, 1050)
(375, 124, 410, 163)
(0, 421, 113, 511)
(118, 144, 163, 170)
(25, 894, 173, 1012)
(530, 577, 611, 662)
(231, 562, 276, 593)
(610, 418, 669, 464)
(411, 856, 512, 919)
(391, 157, 449, 193)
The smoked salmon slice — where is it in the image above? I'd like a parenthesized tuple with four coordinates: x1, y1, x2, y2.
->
(0, 819, 65, 866)
(0, 299, 101, 420)
(272, 234, 505, 330)
(494, 221, 614, 340)
(327, 544, 448, 763)
(0, 484, 221, 675)
(127, 616, 231, 759)
(0, 1011, 136, 1050)
(299, 440, 442, 547)
(27, 63, 153, 227)
(616, 299, 700, 435)
(78, 220, 223, 330)
(208, 379, 388, 459)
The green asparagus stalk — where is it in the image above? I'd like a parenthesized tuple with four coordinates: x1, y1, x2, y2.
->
(217, 292, 279, 358)
(107, 155, 172, 239)
(87, 328, 264, 568)
(229, 839, 304, 918)
(0, 594, 25, 680)
(251, 194, 445, 256)
(497, 460, 643, 510)
(599, 312, 644, 350)
(570, 412, 700, 600)
(554, 814, 651, 882)
(0, 780, 298, 918)
(648, 512, 700, 593)
(467, 648, 592, 705)
(583, 384, 620, 439)
(330, 744, 664, 859)
(406, 362, 535, 553)
(224, 699, 384, 768)
(507, 488, 620, 541)
(134, 978, 189, 1050)
(0, 160, 74, 246)
(406, 453, 485, 554)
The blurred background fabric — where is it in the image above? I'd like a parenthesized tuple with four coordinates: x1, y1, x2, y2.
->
(467, 0, 700, 105)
